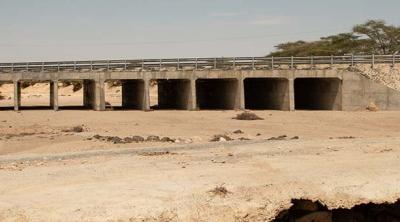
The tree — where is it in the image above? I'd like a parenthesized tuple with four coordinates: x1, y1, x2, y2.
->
(353, 20, 400, 54)
(268, 20, 400, 56)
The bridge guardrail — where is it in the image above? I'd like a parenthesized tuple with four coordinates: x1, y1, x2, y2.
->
(0, 55, 399, 72)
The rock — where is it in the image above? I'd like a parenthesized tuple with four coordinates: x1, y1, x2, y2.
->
(131, 136, 145, 143)
(291, 136, 300, 140)
(210, 134, 233, 142)
(367, 102, 379, 111)
(295, 211, 332, 222)
(268, 135, 287, 141)
(233, 130, 244, 134)
(146, 135, 160, 142)
(238, 137, 251, 141)
(161, 137, 174, 143)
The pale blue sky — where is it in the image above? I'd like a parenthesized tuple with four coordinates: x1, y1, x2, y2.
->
(0, 0, 399, 62)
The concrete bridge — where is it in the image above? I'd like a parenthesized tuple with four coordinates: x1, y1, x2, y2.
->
(0, 55, 399, 111)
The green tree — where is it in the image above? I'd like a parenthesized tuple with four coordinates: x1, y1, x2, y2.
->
(268, 20, 400, 56)
(353, 20, 400, 54)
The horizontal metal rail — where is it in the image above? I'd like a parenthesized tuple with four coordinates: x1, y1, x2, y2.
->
(0, 54, 399, 72)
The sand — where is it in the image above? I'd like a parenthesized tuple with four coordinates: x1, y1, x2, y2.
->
(0, 74, 400, 221)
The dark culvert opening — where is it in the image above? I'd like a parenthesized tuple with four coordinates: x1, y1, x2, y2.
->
(152, 79, 191, 110)
(196, 78, 238, 110)
(103, 80, 145, 110)
(273, 199, 400, 222)
(295, 78, 342, 110)
(244, 78, 289, 110)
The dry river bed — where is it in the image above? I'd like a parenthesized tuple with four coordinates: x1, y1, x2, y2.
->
(0, 110, 400, 221)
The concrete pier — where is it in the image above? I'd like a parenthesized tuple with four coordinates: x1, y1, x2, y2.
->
(0, 68, 399, 111)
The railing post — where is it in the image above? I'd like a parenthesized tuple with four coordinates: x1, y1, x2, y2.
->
(73, 61, 77, 71)
(57, 62, 60, 72)
(232, 57, 236, 69)
(214, 58, 217, 69)
(251, 57, 255, 70)
(393, 54, 396, 67)
(107, 60, 110, 71)
(11, 63, 14, 72)
(351, 54, 354, 67)
(372, 54, 375, 68)
(159, 59, 162, 70)
(41, 62, 44, 72)
(124, 60, 127, 70)
(330, 55, 334, 68)
(26, 62, 29, 71)
(142, 59, 145, 70)
(195, 58, 198, 70)
(290, 56, 294, 69)
(90, 61, 93, 71)
(177, 58, 180, 70)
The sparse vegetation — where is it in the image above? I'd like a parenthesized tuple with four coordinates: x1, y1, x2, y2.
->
(233, 112, 264, 120)
(208, 184, 232, 197)
(62, 125, 85, 133)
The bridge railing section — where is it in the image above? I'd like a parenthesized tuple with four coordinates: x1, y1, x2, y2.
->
(0, 55, 399, 72)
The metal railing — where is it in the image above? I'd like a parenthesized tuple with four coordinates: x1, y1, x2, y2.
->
(0, 54, 399, 72)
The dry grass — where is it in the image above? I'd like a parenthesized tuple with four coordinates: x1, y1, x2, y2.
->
(208, 184, 232, 197)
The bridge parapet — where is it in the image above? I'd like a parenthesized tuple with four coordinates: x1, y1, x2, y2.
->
(0, 55, 399, 73)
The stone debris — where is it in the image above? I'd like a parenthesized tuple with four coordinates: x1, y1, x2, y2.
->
(91, 134, 180, 144)
(367, 102, 379, 111)
(210, 134, 233, 142)
(268, 135, 287, 141)
(233, 129, 244, 134)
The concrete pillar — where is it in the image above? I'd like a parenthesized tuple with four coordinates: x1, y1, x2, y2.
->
(13, 81, 21, 111)
(94, 80, 105, 111)
(237, 77, 245, 110)
(288, 78, 295, 111)
(83, 79, 105, 110)
(50, 81, 58, 111)
(143, 79, 150, 110)
(189, 78, 197, 110)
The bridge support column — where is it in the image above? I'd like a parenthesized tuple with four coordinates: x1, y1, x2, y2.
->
(189, 79, 197, 110)
(237, 77, 245, 110)
(143, 79, 150, 110)
(13, 81, 21, 111)
(83, 80, 105, 111)
(95, 80, 105, 111)
(50, 81, 58, 111)
(289, 78, 295, 111)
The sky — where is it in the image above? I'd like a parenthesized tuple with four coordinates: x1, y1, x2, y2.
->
(0, 0, 399, 62)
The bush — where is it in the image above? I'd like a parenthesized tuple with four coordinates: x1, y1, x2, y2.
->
(233, 112, 264, 120)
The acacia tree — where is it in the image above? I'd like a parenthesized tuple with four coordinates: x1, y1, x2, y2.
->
(353, 20, 400, 54)
(269, 20, 400, 56)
